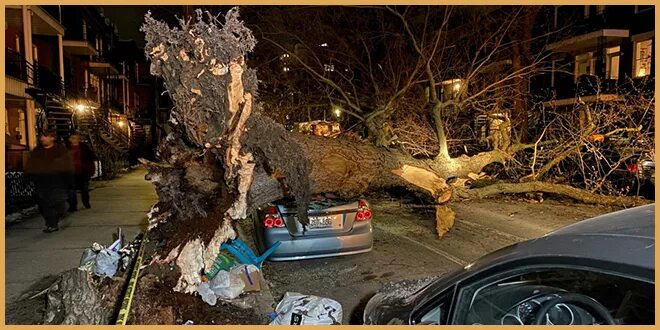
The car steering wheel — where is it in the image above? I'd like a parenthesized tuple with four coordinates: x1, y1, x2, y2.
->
(533, 293, 615, 325)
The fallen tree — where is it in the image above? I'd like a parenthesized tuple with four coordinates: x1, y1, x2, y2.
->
(42, 8, 650, 325)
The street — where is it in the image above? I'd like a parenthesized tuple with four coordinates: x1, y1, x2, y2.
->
(247, 198, 617, 324)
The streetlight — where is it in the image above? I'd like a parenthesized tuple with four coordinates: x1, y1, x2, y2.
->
(117, 120, 125, 128)
(75, 104, 86, 112)
(332, 105, 342, 118)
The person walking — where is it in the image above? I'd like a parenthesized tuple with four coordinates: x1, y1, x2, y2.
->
(67, 133, 96, 211)
(25, 130, 74, 233)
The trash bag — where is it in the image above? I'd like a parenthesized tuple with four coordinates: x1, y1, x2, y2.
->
(197, 282, 218, 306)
(270, 292, 342, 325)
(78, 248, 97, 272)
(93, 249, 121, 277)
(209, 269, 245, 300)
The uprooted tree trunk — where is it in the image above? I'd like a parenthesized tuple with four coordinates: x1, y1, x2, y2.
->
(135, 8, 466, 302)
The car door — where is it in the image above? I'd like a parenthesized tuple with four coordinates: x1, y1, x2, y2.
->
(410, 262, 654, 325)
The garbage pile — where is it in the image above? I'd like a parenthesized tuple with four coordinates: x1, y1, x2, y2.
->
(196, 238, 272, 305)
(78, 228, 143, 278)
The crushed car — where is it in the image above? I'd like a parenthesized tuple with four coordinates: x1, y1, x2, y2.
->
(252, 193, 373, 261)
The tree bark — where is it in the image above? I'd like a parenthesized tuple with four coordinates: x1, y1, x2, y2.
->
(43, 268, 126, 325)
(456, 181, 649, 207)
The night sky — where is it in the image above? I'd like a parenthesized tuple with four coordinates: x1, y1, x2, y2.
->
(101, 6, 184, 47)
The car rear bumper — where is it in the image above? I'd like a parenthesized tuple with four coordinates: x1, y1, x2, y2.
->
(259, 222, 374, 261)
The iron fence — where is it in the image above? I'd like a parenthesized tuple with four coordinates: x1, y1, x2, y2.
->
(5, 171, 36, 214)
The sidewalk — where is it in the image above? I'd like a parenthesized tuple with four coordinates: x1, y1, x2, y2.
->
(4, 169, 157, 303)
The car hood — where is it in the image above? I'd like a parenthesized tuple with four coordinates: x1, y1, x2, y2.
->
(363, 275, 441, 325)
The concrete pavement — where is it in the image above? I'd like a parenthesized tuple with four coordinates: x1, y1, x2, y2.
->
(4, 169, 157, 303)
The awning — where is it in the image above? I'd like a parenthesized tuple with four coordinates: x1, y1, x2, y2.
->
(63, 40, 98, 56)
(88, 61, 120, 76)
(546, 29, 629, 53)
(5, 6, 64, 36)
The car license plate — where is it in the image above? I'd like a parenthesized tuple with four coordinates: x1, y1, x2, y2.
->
(308, 215, 342, 229)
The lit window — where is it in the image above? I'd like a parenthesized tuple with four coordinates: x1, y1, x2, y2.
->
(575, 52, 595, 81)
(634, 39, 652, 77)
(324, 64, 335, 72)
(605, 46, 620, 80)
(441, 78, 465, 100)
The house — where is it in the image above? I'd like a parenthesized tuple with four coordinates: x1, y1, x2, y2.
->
(4, 5, 158, 172)
(541, 5, 654, 107)
(4, 5, 159, 213)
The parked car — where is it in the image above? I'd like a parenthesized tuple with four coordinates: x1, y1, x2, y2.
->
(252, 194, 373, 261)
(364, 204, 655, 325)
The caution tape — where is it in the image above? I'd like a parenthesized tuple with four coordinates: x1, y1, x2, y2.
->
(115, 231, 148, 325)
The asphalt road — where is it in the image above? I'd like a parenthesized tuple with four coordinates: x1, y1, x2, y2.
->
(246, 197, 617, 324)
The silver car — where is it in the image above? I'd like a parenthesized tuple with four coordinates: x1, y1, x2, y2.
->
(252, 195, 373, 261)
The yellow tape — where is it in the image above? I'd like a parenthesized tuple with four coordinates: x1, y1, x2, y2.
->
(115, 231, 148, 325)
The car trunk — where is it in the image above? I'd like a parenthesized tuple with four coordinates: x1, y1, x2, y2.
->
(277, 195, 359, 237)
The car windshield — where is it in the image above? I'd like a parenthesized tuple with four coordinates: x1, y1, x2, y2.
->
(459, 268, 654, 325)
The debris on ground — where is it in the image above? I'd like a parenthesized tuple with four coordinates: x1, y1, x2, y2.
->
(78, 229, 144, 278)
(270, 292, 342, 325)
(5, 205, 40, 224)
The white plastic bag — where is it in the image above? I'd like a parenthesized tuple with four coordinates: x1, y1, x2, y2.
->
(270, 292, 342, 325)
(209, 269, 245, 300)
(197, 282, 218, 306)
(93, 249, 121, 277)
(78, 248, 97, 272)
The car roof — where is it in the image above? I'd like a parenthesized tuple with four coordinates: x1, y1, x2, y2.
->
(548, 204, 654, 239)
(463, 204, 655, 277)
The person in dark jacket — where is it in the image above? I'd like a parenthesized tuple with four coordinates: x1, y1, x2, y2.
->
(67, 133, 96, 211)
(25, 130, 74, 233)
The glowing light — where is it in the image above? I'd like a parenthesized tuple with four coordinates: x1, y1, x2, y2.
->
(75, 104, 86, 112)
(453, 82, 461, 91)
(117, 121, 125, 127)
(332, 106, 342, 117)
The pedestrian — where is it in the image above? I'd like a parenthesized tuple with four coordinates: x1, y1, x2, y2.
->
(25, 130, 74, 233)
(67, 132, 96, 211)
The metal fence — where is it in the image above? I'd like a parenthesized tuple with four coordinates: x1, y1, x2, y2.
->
(5, 172, 37, 214)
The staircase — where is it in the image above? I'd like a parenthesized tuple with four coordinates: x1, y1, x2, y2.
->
(131, 122, 147, 148)
(75, 110, 131, 154)
(26, 88, 75, 141)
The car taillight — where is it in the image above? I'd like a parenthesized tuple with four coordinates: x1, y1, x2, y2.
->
(263, 206, 285, 229)
(356, 199, 372, 221)
(627, 163, 639, 174)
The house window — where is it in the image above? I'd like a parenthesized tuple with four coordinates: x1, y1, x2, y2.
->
(605, 46, 620, 80)
(5, 106, 28, 146)
(575, 52, 595, 80)
(634, 39, 652, 77)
